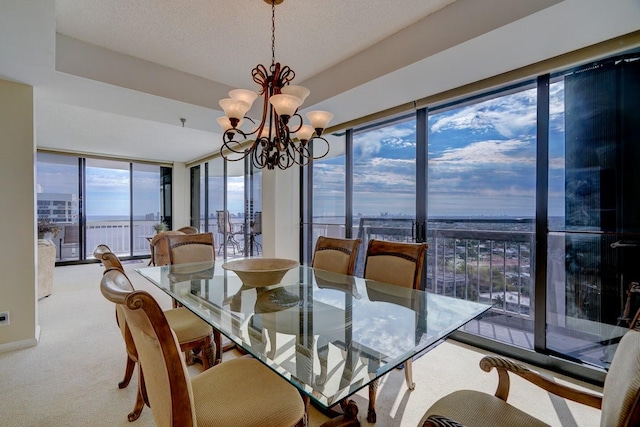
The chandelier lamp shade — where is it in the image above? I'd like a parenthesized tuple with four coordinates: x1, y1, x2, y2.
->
(217, 0, 333, 170)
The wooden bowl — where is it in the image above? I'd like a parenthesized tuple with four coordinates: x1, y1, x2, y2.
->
(222, 258, 298, 287)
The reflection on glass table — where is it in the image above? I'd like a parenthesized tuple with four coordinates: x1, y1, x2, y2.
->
(136, 261, 490, 426)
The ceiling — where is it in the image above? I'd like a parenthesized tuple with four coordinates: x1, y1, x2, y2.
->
(1, 0, 640, 164)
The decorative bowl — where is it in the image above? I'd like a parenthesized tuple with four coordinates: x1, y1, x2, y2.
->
(222, 258, 299, 287)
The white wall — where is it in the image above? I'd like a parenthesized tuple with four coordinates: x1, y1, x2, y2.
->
(262, 166, 300, 261)
(0, 79, 38, 352)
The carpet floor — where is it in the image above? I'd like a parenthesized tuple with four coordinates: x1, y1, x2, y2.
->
(0, 262, 602, 426)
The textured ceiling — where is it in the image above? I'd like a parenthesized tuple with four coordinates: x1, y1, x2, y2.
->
(55, 0, 457, 89)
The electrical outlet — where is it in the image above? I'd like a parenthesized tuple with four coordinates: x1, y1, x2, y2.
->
(0, 311, 9, 326)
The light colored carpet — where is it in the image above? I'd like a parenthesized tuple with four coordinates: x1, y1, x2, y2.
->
(0, 262, 602, 426)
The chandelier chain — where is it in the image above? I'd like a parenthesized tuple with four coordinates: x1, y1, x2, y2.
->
(271, 1, 276, 67)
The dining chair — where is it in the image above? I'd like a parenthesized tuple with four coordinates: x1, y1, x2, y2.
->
(177, 225, 199, 234)
(420, 327, 640, 427)
(164, 232, 231, 363)
(93, 245, 217, 422)
(311, 237, 362, 390)
(311, 236, 362, 275)
(149, 230, 186, 266)
(165, 232, 215, 265)
(363, 238, 428, 423)
(100, 268, 306, 427)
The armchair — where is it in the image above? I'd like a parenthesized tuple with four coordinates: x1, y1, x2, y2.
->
(420, 328, 640, 427)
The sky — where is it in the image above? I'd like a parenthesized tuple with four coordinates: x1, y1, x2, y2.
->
(314, 81, 567, 219)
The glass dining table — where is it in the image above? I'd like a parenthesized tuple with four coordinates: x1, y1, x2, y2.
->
(136, 260, 490, 426)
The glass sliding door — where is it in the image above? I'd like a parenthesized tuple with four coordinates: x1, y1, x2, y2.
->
(85, 158, 131, 257)
(546, 57, 640, 369)
(352, 117, 417, 275)
(208, 158, 225, 253)
(427, 85, 537, 350)
(36, 153, 80, 261)
(132, 163, 161, 256)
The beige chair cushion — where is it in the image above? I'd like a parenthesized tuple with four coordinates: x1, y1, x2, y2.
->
(365, 255, 417, 288)
(420, 389, 549, 427)
(313, 249, 351, 275)
(600, 329, 640, 427)
(191, 357, 305, 427)
(164, 307, 213, 344)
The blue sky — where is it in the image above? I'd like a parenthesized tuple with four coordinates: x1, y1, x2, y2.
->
(314, 82, 567, 218)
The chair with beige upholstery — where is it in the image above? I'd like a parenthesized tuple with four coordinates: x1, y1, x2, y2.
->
(311, 236, 361, 275)
(93, 245, 217, 422)
(420, 327, 640, 427)
(149, 230, 185, 266)
(100, 268, 306, 427)
(165, 232, 215, 265)
(363, 238, 428, 423)
(177, 226, 199, 234)
(164, 232, 231, 363)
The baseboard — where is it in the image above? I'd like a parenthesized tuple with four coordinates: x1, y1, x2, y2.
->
(0, 329, 39, 354)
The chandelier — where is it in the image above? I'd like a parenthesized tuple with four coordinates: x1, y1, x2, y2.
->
(217, 0, 333, 170)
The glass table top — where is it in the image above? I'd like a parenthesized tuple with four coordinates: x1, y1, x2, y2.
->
(136, 260, 490, 408)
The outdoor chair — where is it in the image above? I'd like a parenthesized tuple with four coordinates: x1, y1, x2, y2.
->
(363, 238, 428, 423)
(93, 245, 216, 422)
(420, 327, 640, 427)
(100, 268, 306, 427)
(216, 210, 243, 255)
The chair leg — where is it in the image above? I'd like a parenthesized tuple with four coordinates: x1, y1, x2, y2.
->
(127, 368, 146, 422)
(405, 358, 415, 390)
(367, 378, 379, 423)
(118, 355, 136, 389)
(202, 334, 216, 369)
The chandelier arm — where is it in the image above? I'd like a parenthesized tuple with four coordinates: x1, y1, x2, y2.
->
(286, 113, 303, 133)
(309, 136, 330, 160)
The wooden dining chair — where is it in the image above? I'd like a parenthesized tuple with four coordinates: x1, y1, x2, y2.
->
(150, 230, 186, 266)
(100, 268, 306, 427)
(363, 238, 428, 423)
(165, 232, 215, 265)
(177, 225, 199, 234)
(421, 327, 640, 427)
(164, 232, 232, 363)
(93, 245, 217, 422)
(311, 236, 361, 275)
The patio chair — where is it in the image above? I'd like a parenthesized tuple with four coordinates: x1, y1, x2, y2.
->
(363, 238, 428, 423)
(420, 327, 640, 427)
(93, 245, 216, 422)
(216, 210, 243, 255)
(100, 268, 306, 427)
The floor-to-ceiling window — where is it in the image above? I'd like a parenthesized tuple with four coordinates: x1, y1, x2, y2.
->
(428, 85, 538, 350)
(301, 49, 640, 379)
(37, 152, 164, 263)
(193, 156, 262, 259)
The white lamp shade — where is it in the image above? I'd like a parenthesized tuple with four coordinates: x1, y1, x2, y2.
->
(217, 116, 243, 131)
(219, 98, 251, 120)
(269, 94, 302, 117)
(229, 89, 258, 108)
(281, 85, 310, 103)
(306, 110, 334, 130)
(295, 125, 315, 141)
